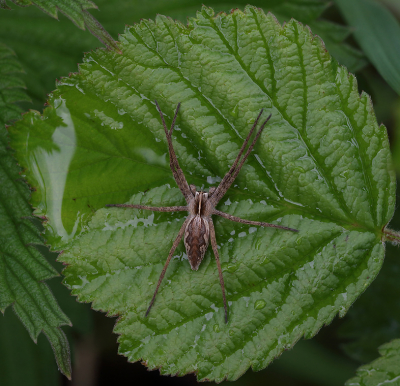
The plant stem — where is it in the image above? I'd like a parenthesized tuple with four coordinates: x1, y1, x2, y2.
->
(384, 228, 400, 245)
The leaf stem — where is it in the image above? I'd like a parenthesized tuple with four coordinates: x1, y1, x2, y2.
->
(383, 228, 400, 245)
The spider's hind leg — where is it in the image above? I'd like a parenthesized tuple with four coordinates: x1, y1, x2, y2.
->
(145, 217, 190, 317)
(208, 219, 229, 323)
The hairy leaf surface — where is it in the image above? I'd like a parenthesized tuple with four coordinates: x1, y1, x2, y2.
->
(9, 6, 395, 381)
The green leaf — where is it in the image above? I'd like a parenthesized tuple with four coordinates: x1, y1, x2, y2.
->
(9, 6, 395, 381)
(335, 0, 400, 95)
(0, 44, 72, 379)
(0, 1, 12, 10)
(234, 339, 357, 386)
(1, 0, 120, 53)
(340, 243, 400, 363)
(269, 339, 357, 386)
(0, 0, 366, 110)
(339, 195, 400, 363)
(307, 19, 367, 73)
(0, 310, 59, 386)
(345, 339, 400, 386)
(266, 1, 367, 73)
(391, 100, 400, 173)
(0, 43, 30, 121)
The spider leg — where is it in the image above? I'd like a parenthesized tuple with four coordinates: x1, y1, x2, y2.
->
(145, 217, 190, 318)
(106, 204, 188, 212)
(213, 209, 298, 232)
(155, 101, 193, 202)
(211, 112, 272, 205)
(209, 109, 263, 204)
(212, 109, 263, 196)
(208, 219, 228, 324)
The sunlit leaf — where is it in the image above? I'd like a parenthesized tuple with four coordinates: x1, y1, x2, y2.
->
(9, 6, 395, 381)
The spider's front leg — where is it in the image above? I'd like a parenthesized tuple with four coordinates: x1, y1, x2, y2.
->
(208, 109, 298, 233)
(107, 102, 193, 212)
(213, 210, 298, 232)
(210, 110, 270, 206)
(155, 101, 193, 203)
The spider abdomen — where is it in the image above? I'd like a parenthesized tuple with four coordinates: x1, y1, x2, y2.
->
(184, 215, 210, 270)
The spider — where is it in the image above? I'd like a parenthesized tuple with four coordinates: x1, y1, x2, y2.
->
(107, 102, 298, 323)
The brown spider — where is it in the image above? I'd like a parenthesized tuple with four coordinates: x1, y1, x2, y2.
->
(107, 102, 298, 323)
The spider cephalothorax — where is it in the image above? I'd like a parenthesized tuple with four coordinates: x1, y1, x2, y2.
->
(107, 102, 298, 323)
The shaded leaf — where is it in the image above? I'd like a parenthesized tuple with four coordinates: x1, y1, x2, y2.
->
(0, 0, 366, 110)
(3, 0, 97, 28)
(9, 6, 395, 382)
(0, 43, 30, 121)
(0, 44, 71, 379)
(0, 310, 59, 386)
(1, 0, 120, 52)
(0, 1, 12, 10)
(335, 0, 400, 95)
(339, 189, 400, 363)
(226, 338, 357, 386)
(345, 339, 400, 386)
(340, 242, 400, 362)
(391, 99, 400, 173)
(307, 19, 367, 73)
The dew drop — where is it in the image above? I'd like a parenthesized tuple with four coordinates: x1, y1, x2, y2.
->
(213, 324, 220, 333)
(254, 300, 266, 310)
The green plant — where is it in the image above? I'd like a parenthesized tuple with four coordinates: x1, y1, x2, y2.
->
(1, 1, 400, 385)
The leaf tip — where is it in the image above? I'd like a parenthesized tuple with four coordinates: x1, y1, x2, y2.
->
(199, 5, 214, 18)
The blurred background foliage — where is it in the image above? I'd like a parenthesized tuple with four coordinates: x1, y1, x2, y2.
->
(0, 0, 399, 385)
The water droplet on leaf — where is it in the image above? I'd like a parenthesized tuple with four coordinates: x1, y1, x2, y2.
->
(254, 300, 266, 310)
